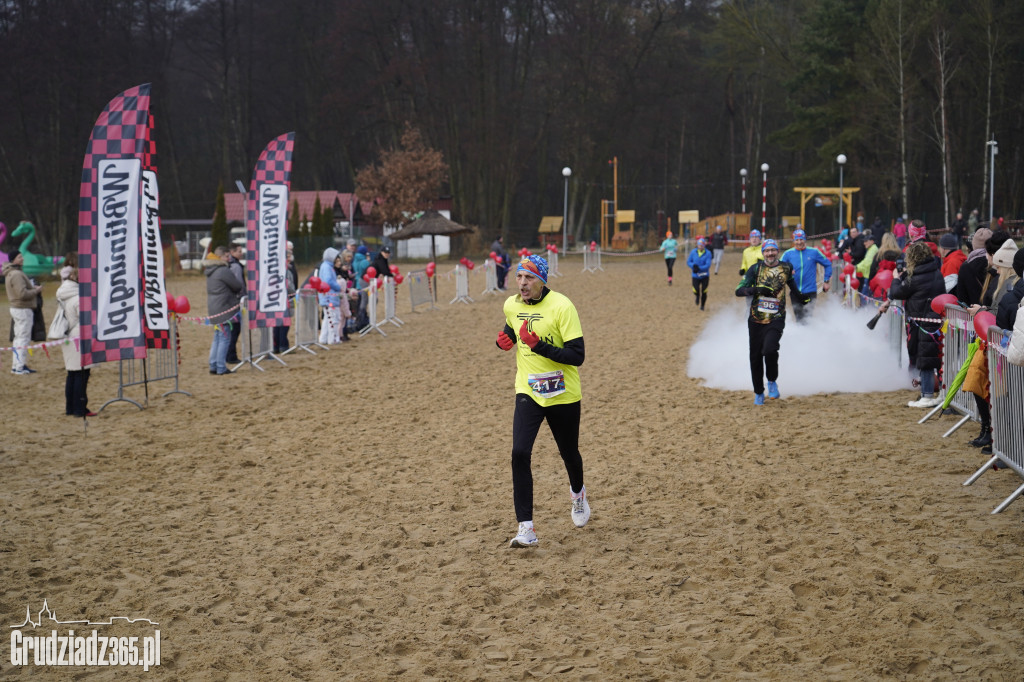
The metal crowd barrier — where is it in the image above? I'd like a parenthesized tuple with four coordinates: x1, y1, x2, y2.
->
(481, 258, 501, 295)
(921, 304, 978, 431)
(582, 246, 604, 273)
(546, 250, 562, 278)
(408, 269, 437, 312)
(963, 326, 1024, 513)
(360, 280, 386, 337)
(293, 289, 328, 354)
(450, 264, 473, 305)
(383, 277, 403, 328)
(100, 315, 191, 411)
(884, 303, 907, 368)
(234, 301, 285, 372)
(829, 258, 842, 292)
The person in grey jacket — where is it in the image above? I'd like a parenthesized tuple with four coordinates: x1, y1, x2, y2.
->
(205, 245, 243, 375)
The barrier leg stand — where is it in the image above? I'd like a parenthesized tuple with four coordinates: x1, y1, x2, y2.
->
(941, 414, 973, 438)
(918, 401, 944, 424)
(964, 456, 1000, 486)
(991, 482, 1024, 514)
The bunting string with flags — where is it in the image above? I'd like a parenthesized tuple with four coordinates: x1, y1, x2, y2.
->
(245, 132, 296, 331)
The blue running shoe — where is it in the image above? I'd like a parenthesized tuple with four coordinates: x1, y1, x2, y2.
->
(767, 381, 780, 399)
(754, 393, 765, 405)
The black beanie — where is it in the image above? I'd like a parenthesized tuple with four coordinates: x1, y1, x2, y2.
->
(1014, 248, 1024, 278)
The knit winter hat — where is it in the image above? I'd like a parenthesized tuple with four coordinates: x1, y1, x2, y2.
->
(938, 233, 958, 249)
(1013, 248, 1024, 278)
(761, 239, 779, 252)
(517, 254, 548, 283)
(972, 227, 993, 252)
(992, 239, 1019, 269)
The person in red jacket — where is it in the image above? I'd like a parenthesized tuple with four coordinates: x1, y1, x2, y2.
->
(937, 233, 966, 292)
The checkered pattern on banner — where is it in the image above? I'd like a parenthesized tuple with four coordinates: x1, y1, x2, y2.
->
(144, 111, 171, 350)
(78, 83, 151, 367)
(245, 132, 295, 329)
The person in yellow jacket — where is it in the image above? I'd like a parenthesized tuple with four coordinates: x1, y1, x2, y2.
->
(740, 229, 764, 276)
(495, 254, 590, 548)
(855, 232, 879, 295)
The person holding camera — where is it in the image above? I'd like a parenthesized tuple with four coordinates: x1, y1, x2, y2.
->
(734, 239, 810, 405)
(887, 241, 945, 408)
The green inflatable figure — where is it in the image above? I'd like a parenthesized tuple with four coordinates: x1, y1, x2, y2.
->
(11, 221, 63, 277)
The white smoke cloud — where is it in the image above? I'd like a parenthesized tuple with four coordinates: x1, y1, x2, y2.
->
(687, 297, 913, 396)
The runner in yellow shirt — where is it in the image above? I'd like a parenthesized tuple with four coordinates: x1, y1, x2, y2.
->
(495, 254, 589, 547)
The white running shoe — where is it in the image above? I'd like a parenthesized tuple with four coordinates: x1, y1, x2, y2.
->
(570, 486, 591, 528)
(509, 522, 538, 548)
(908, 396, 942, 408)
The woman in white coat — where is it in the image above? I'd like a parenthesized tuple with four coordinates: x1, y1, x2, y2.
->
(56, 254, 95, 417)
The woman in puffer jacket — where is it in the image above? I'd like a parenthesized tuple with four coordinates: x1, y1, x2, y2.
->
(888, 241, 945, 407)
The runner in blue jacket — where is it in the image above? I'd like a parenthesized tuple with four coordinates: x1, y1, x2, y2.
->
(780, 228, 831, 321)
(687, 238, 712, 310)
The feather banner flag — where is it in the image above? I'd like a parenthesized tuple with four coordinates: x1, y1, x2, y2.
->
(77, 83, 157, 367)
(141, 111, 171, 349)
(244, 132, 296, 330)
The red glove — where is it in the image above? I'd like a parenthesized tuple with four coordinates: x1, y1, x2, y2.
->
(496, 330, 515, 351)
(519, 319, 540, 349)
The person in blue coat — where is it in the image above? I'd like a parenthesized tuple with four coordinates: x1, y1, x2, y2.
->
(686, 237, 712, 310)
(780, 228, 831, 321)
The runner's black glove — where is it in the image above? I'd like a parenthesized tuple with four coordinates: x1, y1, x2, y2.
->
(692, 265, 700, 274)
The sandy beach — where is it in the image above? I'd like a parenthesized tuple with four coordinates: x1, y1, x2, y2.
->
(2, 251, 1022, 680)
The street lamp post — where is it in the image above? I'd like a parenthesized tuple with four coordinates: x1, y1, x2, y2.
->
(739, 168, 748, 214)
(987, 139, 998, 222)
(562, 167, 572, 254)
(836, 154, 847, 232)
(760, 163, 769, 233)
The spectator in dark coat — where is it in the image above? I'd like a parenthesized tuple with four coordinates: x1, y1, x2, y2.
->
(870, 216, 886, 245)
(888, 241, 945, 408)
(370, 245, 393, 281)
(995, 248, 1024, 331)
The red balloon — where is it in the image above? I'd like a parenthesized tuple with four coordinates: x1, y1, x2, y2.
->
(589, 243, 596, 252)
(174, 295, 190, 314)
(394, 274, 404, 284)
(489, 251, 497, 259)
(550, 246, 558, 254)
(848, 276, 860, 290)
(165, 292, 177, 313)
(376, 277, 384, 290)
(843, 252, 853, 263)
(930, 293, 958, 316)
(974, 310, 997, 338)
(309, 276, 321, 289)
(389, 264, 399, 275)
(495, 256, 503, 265)
(362, 273, 371, 283)
(467, 260, 475, 270)
(366, 266, 377, 278)
(842, 263, 855, 276)
(873, 269, 894, 289)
